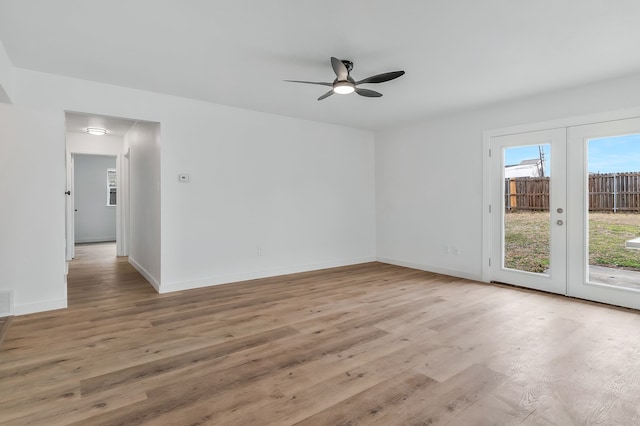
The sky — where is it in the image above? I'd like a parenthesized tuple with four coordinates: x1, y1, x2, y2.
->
(504, 144, 550, 175)
(588, 134, 640, 173)
(504, 134, 640, 175)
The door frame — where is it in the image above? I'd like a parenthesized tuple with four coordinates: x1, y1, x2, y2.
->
(65, 151, 128, 257)
(483, 106, 640, 283)
(65, 149, 75, 261)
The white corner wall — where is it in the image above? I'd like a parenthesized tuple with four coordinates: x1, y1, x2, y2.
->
(125, 122, 161, 290)
(0, 103, 66, 314)
(376, 73, 640, 281)
(9, 67, 375, 303)
(6, 61, 640, 314)
(73, 154, 117, 243)
(0, 40, 14, 103)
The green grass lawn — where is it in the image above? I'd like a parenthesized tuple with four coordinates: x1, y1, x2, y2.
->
(504, 211, 640, 273)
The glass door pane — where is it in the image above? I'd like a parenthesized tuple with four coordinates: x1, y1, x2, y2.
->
(587, 134, 640, 290)
(503, 145, 551, 274)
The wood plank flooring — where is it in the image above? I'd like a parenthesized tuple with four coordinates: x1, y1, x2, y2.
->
(2, 242, 640, 425)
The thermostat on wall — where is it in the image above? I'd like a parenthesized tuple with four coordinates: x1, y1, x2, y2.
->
(178, 173, 190, 183)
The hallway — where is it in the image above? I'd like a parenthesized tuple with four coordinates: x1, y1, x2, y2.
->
(67, 243, 157, 306)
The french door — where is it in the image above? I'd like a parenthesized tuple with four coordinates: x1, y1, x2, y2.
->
(567, 117, 640, 309)
(491, 118, 640, 310)
(490, 128, 567, 295)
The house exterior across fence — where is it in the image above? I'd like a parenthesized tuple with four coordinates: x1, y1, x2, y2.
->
(505, 172, 640, 212)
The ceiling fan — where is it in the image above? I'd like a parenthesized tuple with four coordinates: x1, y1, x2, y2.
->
(285, 57, 405, 101)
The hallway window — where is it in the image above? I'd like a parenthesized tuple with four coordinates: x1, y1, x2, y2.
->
(107, 168, 117, 206)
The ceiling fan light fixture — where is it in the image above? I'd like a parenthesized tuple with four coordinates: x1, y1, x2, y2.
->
(285, 57, 405, 100)
(86, 127, 108, 136)
(333, 81, 355, 95)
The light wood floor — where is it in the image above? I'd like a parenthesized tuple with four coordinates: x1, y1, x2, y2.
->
(2, 243, 640, 425)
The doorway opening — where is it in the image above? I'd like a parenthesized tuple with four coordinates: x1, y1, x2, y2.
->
(73, 154, 117, 245)
(64, 111, 162, 301)
(65, 111, 135, 261)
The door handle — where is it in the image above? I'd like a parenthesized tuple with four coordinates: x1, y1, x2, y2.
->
(557, 220, 564, 226)
(65, 191, 71, 195)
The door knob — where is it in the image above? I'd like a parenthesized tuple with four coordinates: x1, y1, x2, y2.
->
(557, 208, 563, 213)
(65, 190, 71, 195)
(557, 220, 564, 226)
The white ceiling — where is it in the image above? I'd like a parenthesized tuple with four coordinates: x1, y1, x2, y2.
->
(2, 1, 640, 130)
(65, 112, 137, 137)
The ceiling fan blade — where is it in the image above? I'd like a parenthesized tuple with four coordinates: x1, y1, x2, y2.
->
(317, 90, 334, 101)
(356, 70, 405, 85)
(331, 57, 349, 80)
(284, 80, 333, 87)
(355, 88, 383, 98)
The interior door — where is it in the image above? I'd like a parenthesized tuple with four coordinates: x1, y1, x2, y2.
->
(65, 151, 75, 260)
(567, 117, 640, 310)
(490, 128, 567, 294)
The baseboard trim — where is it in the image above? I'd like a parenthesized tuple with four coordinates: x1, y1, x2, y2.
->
(128, 257, 160, 292)
(14, 298, 67, 316)
(75, 237, 116, 244)
(75, 237, 117, 244)
(376, 257, 483, 282)
(160, 256, 376, 294)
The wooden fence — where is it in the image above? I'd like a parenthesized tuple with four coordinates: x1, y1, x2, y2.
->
(505, 172, 640, 212)
(505, 177, 549, 211)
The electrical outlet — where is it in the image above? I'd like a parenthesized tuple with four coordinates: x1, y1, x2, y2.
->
(452, 247, 460, 255)
(257, 246, 263, 256)
(443, 245, 450, 254)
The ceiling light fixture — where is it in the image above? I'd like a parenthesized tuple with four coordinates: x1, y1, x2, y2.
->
(333, 81, 355, 95)
(86, 127, 108, 136)
(285, 57, 405, 101)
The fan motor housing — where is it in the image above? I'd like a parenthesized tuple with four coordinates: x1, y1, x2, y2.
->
(341, 60, 353, 73)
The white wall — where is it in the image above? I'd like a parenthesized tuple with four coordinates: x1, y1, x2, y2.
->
(376, 72, 640, 281)
(73, 154, 117, 243)
(124, 122, 161, 289)
(0, 40, 14, 103)
(160, 111, 374, 292)
(5, 61, 640, 314)
(0, 103, 66, 314)
(8, 67, 375, 307)
(5, 63, 640, 315)
(66, 132, 124, 157)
